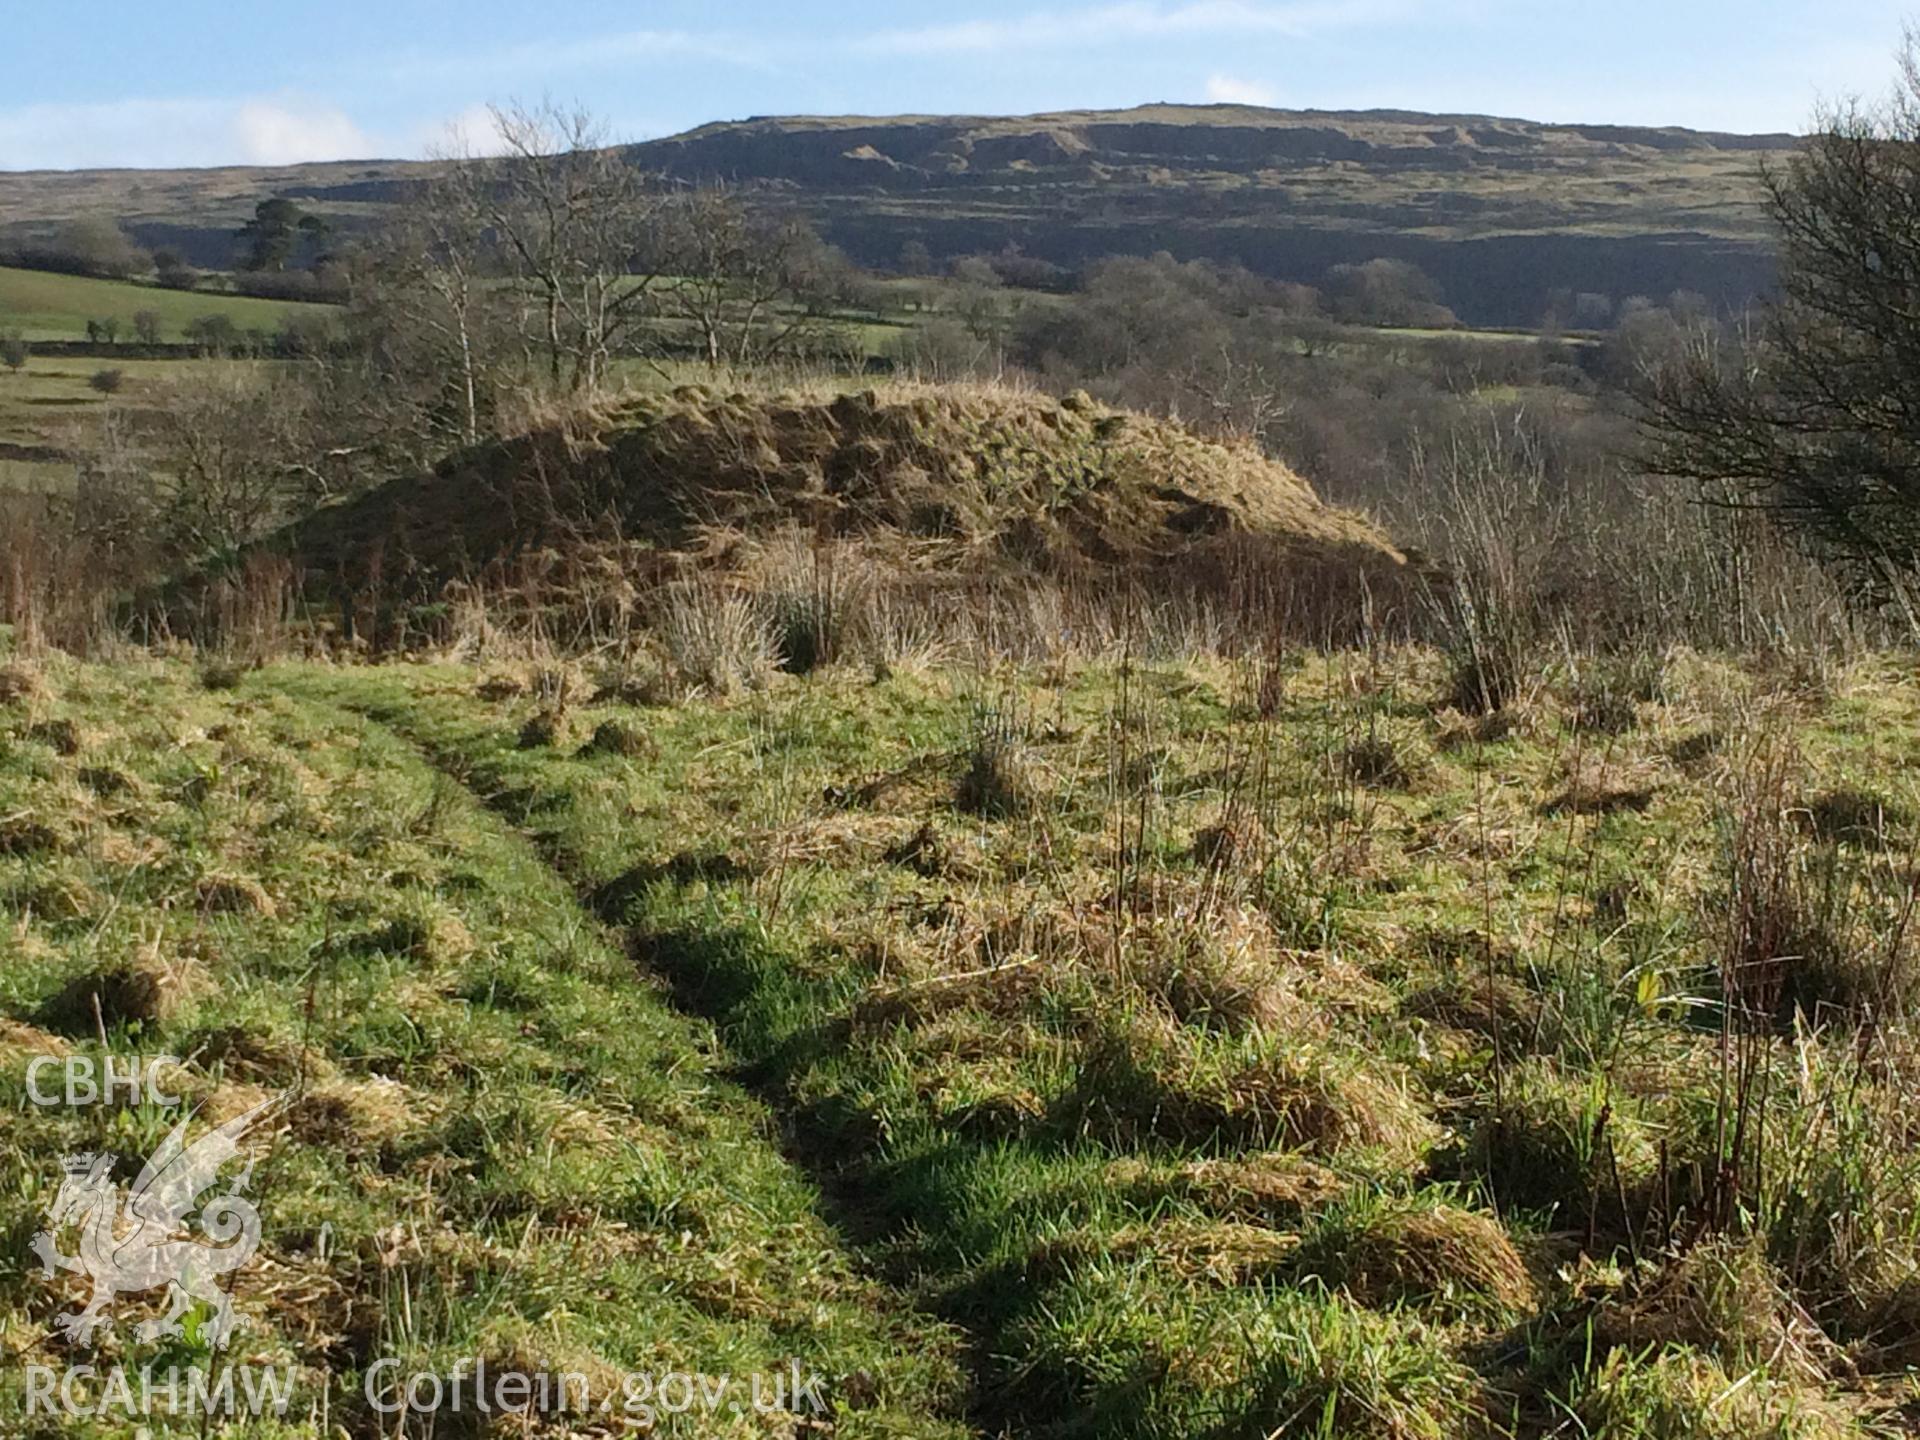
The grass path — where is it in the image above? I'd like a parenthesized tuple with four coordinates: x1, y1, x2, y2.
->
(0, 657, 970, 1438)
(269, 654, 1920, 1440)
(270, 665, 1086, 1436)
(272, 660, 1511, 1440)
(13, 651, 1909, 1437)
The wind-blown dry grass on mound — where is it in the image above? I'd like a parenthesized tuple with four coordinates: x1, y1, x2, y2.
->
(173, 381, 1406, 647)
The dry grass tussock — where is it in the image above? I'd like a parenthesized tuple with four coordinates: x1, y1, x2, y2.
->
(195, 870, 277, 917)
(38, 946, 209, 1034)
(1039, 1218, 1301, 1286)
(1573, 1348, 1865, 1440)
(1596, 1239, 1847, 1387)
(1542, 752, 1663, 816)
(854, 889, 1381, 1041)
(1073, 1005, 1439, 1164)
(1169, 1153, 1347, 1224)
(1301, 1197, 1539, 1317)
(0, 661, 45, 706)
(291, 1075, 436, 1152)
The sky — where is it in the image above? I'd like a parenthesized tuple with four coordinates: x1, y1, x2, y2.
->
(0, 1, 1911, 171)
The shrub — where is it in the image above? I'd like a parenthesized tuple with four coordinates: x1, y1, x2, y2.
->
(753, 533, 865, 674)
(184, 314, 241, 355)
(153, 251, 197, 290)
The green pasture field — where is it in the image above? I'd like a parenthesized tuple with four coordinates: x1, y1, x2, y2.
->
(0, 266, 338, 344)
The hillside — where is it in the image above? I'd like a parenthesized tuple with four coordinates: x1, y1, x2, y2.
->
(0, 104, 1797, 326)
(623, 107, 1791, 325)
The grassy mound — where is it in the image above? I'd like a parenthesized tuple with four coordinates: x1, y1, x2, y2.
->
(242, 381, 1400, 625)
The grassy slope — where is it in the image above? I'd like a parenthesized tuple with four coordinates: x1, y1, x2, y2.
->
(0, 655, 967, 1438)
(0, 267, 338, 343)
(246, 382, 1398, 619)
(0, 355, 226, 448)
(273, 650, 1918, 1438)
(0, 108, 1784, 248)
(7, 644, 1919, 1437)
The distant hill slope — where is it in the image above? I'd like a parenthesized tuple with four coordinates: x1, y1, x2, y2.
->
(0, 104, 1797, 325)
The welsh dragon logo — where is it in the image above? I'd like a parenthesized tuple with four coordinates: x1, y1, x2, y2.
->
(30, 1096, 283, 1349)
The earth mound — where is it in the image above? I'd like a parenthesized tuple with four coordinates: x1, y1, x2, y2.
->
(184, 382, 1406, 641)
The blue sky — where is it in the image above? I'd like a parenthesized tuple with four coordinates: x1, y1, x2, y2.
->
(0, 1, 1910, 170)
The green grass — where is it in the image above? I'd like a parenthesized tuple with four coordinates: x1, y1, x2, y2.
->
(6, 641, 1917, 1437)
(0, 652, 968, 1438)
(0, 355, 241, 452)
(258, 648, 1919, 1438)
(0, 266, 338, 344)
(1369, 325, 1591, 344)
(0, 454, 72, 493)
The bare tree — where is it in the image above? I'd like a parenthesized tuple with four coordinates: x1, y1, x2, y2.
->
(148, 371, 310, 557)
(365, 166, 507, 447)
(1640, 34, 1920, 599)
(345, 102, 662, 453)
(1181, 345, 1291, 444)
(658, 186, 836, 370)
(950, 256, 1009, 348)
(479, 101, 667, 390)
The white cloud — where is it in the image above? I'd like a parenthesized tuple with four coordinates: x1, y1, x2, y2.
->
(1205, 73, 1278, 105)
(415, 104, 513, 159)
(859, 1, 1413, 56)
(400, 100, 683, 160)
(0, 96, 374, 170)
(232, 100, 374, 164)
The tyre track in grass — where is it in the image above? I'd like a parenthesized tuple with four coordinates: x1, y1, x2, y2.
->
(268, 669, 983, 1440)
